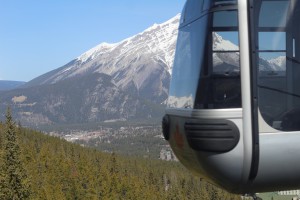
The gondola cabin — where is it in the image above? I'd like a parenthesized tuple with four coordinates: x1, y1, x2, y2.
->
(163, 0, 300, 194)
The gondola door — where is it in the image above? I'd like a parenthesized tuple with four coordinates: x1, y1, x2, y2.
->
(247, 0, 300, 191)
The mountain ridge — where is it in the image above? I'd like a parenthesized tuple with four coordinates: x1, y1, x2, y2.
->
(1, 73, 164, 126)
(0, 80, 26, 91)
(22, 14, 180, 105)
(25, 16, 179, 86)
(1, 14, 285, 127)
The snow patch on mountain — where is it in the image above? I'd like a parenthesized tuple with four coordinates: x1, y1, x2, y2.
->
(167, 95, 194, 109)
(25, 13, 286, 105)
(267, 56, 286, 70)
(212, 32, 285, 73)
(28, 14, 180, 103)
(213, 32, 239, 51)
(78, 42, 119, 63)
(75, 13, 180, 77)
(212, 32, 240, 74)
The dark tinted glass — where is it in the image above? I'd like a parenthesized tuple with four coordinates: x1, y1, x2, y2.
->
(259, 32, 286, 51)
(168, 8, 241, 109)
(259, 1, 290, 27)
(256, 0, 300, 131)
(168, 17, 208, 109)
(183, 0, 203, 23)
(203, 0, 237, 11)
(213, 11, 238, 27)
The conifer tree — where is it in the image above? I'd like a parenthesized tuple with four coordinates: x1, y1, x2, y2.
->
(0, 122, 3, 151)
(0, 107, 31, 199)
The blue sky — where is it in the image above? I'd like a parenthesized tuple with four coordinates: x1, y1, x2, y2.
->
(0, 0, 185, 81)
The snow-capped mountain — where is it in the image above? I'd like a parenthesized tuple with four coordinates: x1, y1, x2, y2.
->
(212, 32, 240, 74)
(24, 14, 282, 101)
(167, 95, 193, 109)
(2, 14, 286, 126)
(0, 14, 180, 126)
(212, 32, 285, 73)
(213, 32, 239, 51)
(266, 56, 286, 71)
(25, 14, 180, 103)
(259, 56, 286, 72)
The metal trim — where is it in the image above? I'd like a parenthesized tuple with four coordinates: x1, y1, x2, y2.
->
(238, 0, 255, 183)
(165, 108, 242, 119)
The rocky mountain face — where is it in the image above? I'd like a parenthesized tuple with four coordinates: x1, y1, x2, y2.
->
(0, 14, 285, 127)
(259, 55, 286, 72)
(213, 32, 286, 73)
(24, 14, 180, 104)
(1, 15, 179, 126)
(0, 73, 164, 126)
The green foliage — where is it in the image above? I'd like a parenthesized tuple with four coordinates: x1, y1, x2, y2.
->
(0, 108, 31, 199)
(76, 126, 167, 159)
(0, 112, 241, 199)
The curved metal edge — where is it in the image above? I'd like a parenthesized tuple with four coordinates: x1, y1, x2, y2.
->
(238, 0, 254, 184)
(165, 108, 242, 119)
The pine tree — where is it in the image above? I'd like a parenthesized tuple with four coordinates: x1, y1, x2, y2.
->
(0, 122, 4, 151)
(0, 107, 31, 199)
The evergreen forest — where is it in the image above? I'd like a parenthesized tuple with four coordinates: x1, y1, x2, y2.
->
(0, 109, 241, 199)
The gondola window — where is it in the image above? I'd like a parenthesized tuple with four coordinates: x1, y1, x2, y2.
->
(168, 1, 241, 109)
(256, 0, 300, 131)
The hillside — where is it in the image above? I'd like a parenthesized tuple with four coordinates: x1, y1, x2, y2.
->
(0, 73, 164, 126)
(0, 80, 25, 91)
(0, 14, 285, 127)
(0, 117, 241, 199)
(0, 15, 180, 126)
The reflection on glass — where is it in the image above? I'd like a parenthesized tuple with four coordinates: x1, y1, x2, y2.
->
(214, 0, 237, 3)
(213, 11, 238, 27)
(168, 17, 207, 109)
(167, 95, 194, 109)
(202, 0, 237, 12)
(258, 31, 286, 76)
(213, 32, 240, 75)
(213, 32, 239, 51)
(259, 32, 286, 51)
(259, 1, 290, 27)
(255, 0, 300, 132)
(184, 0, 203, 22)
(258, 52, 286, 75)
(213, 52, 240, 75)
(168, 7, 241, 109)
(212, 31, 240, 108)
(213, 78, 241, 108)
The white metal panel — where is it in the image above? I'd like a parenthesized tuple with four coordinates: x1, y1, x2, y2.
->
(238, 0, 253, 183)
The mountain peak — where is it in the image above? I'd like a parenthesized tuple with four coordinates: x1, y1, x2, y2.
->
(144, 13, 180, 32)
(77, 14, 181, 67)
(28, 14, 179, 88)
(78, 42, 119, 63)
(267, 55, 286, 70)
(77, 14, 180, 65)
(24, 14, 180, 104)
(212, 32, 239, 51)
